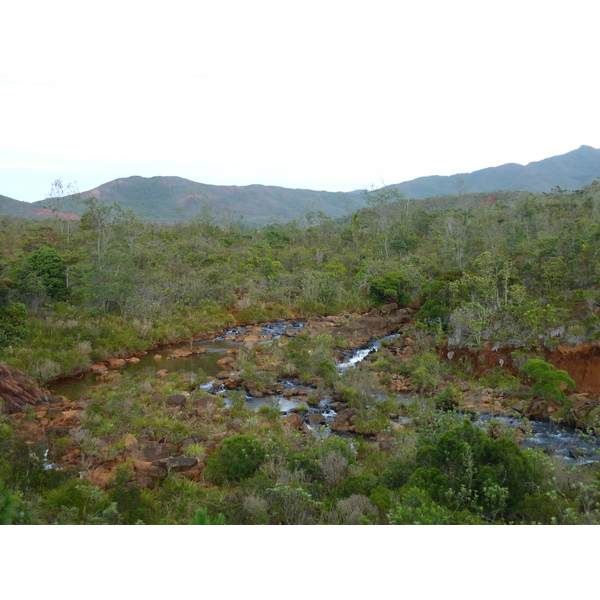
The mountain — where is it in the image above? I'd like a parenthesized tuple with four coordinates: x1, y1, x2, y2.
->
(0, 194, 81, 221)
(389, 145, 600, 199)
(33, 177, 359, 225)
(1, 145, 599, 223)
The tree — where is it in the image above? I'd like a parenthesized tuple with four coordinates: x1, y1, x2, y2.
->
(45, 179, 79, 245)
(520, 359, 576, 404)
(369, 271, 411, 306)
(18, 246, 68, 301)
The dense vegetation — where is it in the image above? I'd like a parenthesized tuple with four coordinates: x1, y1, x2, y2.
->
(2, 180, 600, 524)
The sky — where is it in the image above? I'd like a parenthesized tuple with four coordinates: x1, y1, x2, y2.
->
(1, 0, 599, 202)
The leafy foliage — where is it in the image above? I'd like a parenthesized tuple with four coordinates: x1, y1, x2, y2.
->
(369, 271, 411, 306)
(520, 359, 576, 404)
(205, 434, 266, 484)
(18, 246, 68, 300)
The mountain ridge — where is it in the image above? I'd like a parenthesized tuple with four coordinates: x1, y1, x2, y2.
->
(1, 145, 599, 223)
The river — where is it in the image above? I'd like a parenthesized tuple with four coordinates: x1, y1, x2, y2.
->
(49, 321, 600, 465)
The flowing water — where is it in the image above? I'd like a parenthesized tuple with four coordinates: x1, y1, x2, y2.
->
(49, 323, 599, 464)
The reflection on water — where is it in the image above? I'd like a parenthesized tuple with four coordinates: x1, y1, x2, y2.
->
(49, 321, 305, 401)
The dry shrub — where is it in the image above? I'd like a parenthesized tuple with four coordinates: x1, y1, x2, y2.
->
(336, 494, 377, 524)
(235, 296, 253, 311)
(318, 450, 349, 486)
(260, 457, 312, 485)
(243, 494, 270, 524)
(28, 358, 61, 384)
(76, 340, 92, 355)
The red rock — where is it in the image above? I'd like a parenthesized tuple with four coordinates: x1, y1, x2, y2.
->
(283, 413, 303, 429)
(106, 358, 126, 369)
(0, 363, 48, 414)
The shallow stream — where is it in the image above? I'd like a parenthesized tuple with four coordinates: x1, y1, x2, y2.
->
(49, 321, 600, 465)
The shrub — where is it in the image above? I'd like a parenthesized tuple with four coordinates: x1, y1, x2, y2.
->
(0, 302, 28, 348)
(388, 486, 480, 525)
(188, 507, 225, 525)
(17, 246, 68, 301)
(205, 434, 266, 484)
(433, 384, 461, 411)
(369, 271, 411, 306)
(414, 419, 542, 519)
(520, 359, 576, 405)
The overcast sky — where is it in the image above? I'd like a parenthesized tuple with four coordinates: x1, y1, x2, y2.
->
(1, 0, 598, 201)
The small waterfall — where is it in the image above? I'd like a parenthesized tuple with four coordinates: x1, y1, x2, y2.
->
(338, 340, 380, 371)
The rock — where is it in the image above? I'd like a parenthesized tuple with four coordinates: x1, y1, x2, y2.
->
(123, 434, 138, 450)
(181, 461, 206, 480)
(283, 413, 304, 429)
(180, 435, 207, 452)
(106, 358, 126, 369)
(151, 456, 198, 472)
(166, 394, 186, 407)
(156, 369, 168, 378)
(283, 387, 302, 397)
(86, 465, 117, 488)
(168, 348, 193, 359)
(217, 357, 235, 366)
(154, 355, 162, 360)
(190, 395, 218, 411)
(126, 357, 140, 364)
(138, 442, 177, 462)
(244, 383, 264, 398)
(380, 302, 399, 314)
(136, 463, 168, 482)
(331, 408, 356, 432)
(134, 476, 155, 489)
(90, 364, 108, 373)
(0, 362, 48, 414)
(46, 425, 70, 438)
(307, 413, 325, 427)
(48, 396, 66, 404)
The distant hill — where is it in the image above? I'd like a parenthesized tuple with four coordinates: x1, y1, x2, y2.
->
(33, 177, 359, 225)
(0, 194, 40, 219)
(0, 193, 80, 221)
(1, 145, 599, 223)
(390, 145, 600, 199)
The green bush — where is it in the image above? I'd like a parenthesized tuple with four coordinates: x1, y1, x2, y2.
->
(520, 359, 576, 405)
(205, 434, 266, 484)
(433, 384, 461, 411)
(0, 302, 27, 348)
(369, 271, 411, 306)
(414, 419, 542, 519)
(188, 507, 226, 525)
(17, 246, 68, 300)
(388, 486, 480, 524)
